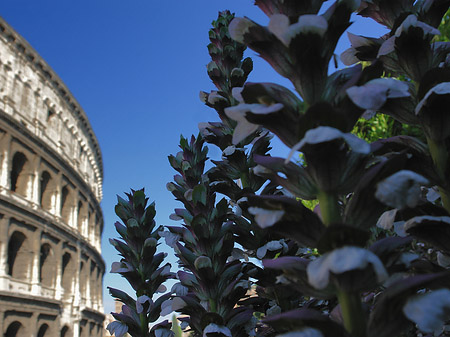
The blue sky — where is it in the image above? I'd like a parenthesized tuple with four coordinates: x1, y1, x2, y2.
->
(0, 1, 386, 314)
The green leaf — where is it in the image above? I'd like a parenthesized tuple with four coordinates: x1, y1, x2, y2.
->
(192, 185, 207, 205)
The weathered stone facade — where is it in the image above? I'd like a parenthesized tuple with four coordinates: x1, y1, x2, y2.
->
(0, 17, 105, 337)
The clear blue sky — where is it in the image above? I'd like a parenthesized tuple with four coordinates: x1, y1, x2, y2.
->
(0, 0, 386, 314)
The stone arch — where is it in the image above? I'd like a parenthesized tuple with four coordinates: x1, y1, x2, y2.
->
(37, 323, 49, 337)
(61, 251, 75, 299)
(39, 243, 56, 287)
(4, 321, 24, 337)
(7, 230, 31, 279)
(9, 151, 30, 197)
(39, 170, 53, 212)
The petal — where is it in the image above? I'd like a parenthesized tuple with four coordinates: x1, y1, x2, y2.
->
(250, 102, 284, 114)
(415, 82, 450, 115)
(287, 126, 370, 162)
(347, 32, 372, 47)
(377, 36, 395, 57)
(229, 17, 256, 44)
(248, 207, 285, 228)
(106, 321, 129, 337)
(340, 48, 359, 66)
(268, 14, 291, 46)
(375, 170, 429, 209)
(232, 119, 259, 144)
(203, 323, 232, 337)
(403, 289, 450, 333)
(307, 246, 388, 289)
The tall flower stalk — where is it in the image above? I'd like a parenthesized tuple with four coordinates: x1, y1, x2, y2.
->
(107, 190, 174, 337)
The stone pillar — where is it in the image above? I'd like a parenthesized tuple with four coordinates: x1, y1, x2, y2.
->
(73, 320, 80, 337)
(30, 229, 42, 295)
(73, 244, 81, 308)
(30, 311, 38, 337)
(54, 172, 62, 217)
(54, 240, 63, 301)
(30, 155, 41, 205)
(0, 215, 9, 291)
(0, 133, 11, 188)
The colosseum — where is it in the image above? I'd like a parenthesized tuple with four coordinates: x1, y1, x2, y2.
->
(0, 17, 105, 337)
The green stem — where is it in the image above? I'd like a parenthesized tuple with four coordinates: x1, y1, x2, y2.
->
(140, 312, 148, 336)
(209, 299, 217, 313)
(337, 290, 367, 337)
(317, 190, 341, 226)
(426, 137, 450, 212)
(240, 172, 250, 189)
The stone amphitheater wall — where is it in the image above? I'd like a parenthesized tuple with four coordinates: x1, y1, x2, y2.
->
(0, 17, 105, 337)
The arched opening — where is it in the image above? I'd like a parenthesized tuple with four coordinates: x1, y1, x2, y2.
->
(77, 201, 86, 235)
(60, 326, 69, 337)
(39, 243, 56, 287)
(7, 231, 30, 279)
(60, 185, 74, 225)
(79, 261, 87, 299)
(9, 152, 28, 196)
(4, 321, 24, 337)
(39, 171, 52, 211)
(37, 323, 49, 337)
(90, 262, 97, 305)
(61, 252, 74, 299)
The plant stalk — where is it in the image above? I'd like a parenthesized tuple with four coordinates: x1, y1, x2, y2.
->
(426, 137, 450, 212)
(337, 290, 367, 337)
(317, 190, 341, 226)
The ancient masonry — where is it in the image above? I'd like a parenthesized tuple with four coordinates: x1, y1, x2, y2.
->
(0, 17, 105, 337)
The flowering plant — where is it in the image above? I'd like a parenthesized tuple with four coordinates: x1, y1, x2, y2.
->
(109, 3, 450, 337)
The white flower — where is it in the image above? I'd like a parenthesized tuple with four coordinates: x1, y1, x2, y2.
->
(415, 82, 450, 115)
(248, 207, 284, 228)
(110, 261, 133, 273)
(395, 15, 440, 37)
(256, 240, 288, 259)
(404, 215, 450, 231)
(287, 126, 370, 163)
(403, 289, 450, 333)
(229, 17, 256, 44)
(160, 297, 186, 316)
(232, 87, 244, 103)
(341, 32, 375, 66)
(376, 209, 398, 230)
(269, 14, 328, 47)
(136, 295, 152, 314)
(106, 321, 128, 337)
(378, 15, 440, 57)
(171, 282, 188, 296)
(223, 145, 237, 157)
(207, 91, 227, 105)
(377, 36, 396, 57)
(347, 78, 410, 110)
(375, 170, 429, 209)
(225, 103, 283, 144)
(203, 323, 232, 337)
(307, 246, 388, 289)
(159, 230, 181, 248)
(198, 122, 214, 137)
